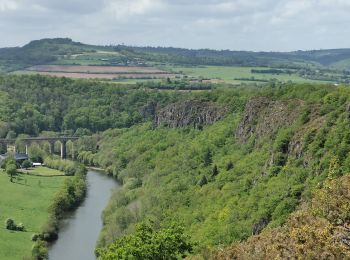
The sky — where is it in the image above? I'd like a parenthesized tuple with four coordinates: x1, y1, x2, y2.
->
(1, 0, 350, 51)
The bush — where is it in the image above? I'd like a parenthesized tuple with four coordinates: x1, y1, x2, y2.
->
(22, 160, 32, 169)
(39, 216, 59, 242)
(5, 218, 25, 231)
(1, 157, 16, 169)
(31, 233, 39, 241)
(5, 218, 16, 230)
(16, 223, 25, 231)
(32, 240, 48, 260)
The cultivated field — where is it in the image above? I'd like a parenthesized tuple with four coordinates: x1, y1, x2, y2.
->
(25, 65, 178, 80)
(27, 65, 169, 74)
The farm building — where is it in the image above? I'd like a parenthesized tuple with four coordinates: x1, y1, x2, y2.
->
(15, 153, 29, 164)
(0, 153, 29, 167)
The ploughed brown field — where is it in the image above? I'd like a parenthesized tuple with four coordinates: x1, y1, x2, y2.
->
(25, 65, 177, 79)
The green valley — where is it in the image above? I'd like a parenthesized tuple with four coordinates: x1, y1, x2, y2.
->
(1, 40, 350, 260)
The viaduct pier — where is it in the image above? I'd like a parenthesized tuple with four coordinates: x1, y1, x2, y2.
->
(0, 137, 79, 159)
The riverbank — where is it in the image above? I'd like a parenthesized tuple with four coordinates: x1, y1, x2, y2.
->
(49, 170, 119, 260)
(32, 163, 88, 259)
(0, 169, 68, 260)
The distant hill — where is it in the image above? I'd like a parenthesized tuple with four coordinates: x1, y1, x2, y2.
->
(123, 46, 350, 68)
(1, 38, 350, 71)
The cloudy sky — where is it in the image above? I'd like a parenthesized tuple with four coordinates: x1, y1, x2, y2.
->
(1, 0, 350, 51)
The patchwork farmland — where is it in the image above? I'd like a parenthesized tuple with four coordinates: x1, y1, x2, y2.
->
(25, 65, 178, 80)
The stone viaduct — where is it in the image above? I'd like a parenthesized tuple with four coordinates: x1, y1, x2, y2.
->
(0, 137, 79, 159)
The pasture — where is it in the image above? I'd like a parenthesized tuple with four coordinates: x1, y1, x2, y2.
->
(0, 169, 67, 260)
(20, 166, 66, 176)
(164, 65, 330, 84)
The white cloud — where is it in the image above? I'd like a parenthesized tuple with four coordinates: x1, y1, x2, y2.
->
(106, 0, 164, 20)
(0, 0, 350, 51)
(0, 0, 18, 11)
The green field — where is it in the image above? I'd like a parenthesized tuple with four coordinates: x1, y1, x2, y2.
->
(163, 65, 330, 84)
(21, 166, 66, 176)
(0, 169, 67, 259)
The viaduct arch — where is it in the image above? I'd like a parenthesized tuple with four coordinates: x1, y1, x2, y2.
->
(0, 137, 79, 159)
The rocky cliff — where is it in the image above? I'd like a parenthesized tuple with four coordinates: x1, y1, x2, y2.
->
(236, 96, 326, 173)
(235, 97, 305, 143)
(154, 100, 226, 128)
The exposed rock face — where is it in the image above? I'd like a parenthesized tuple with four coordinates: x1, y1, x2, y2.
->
(288, 116, 324, 159)
(140, 101, 157, 119)
(237, 97, 326, 175)
(154, 100, 226, 128)
(252, 216, 270, 235)
(235, 97, 305, 143)
(346, 103, 350, 113)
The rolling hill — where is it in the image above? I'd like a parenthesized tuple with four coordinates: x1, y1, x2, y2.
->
(2, 38, 350, 72)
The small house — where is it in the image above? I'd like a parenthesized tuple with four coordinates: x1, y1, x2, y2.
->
(14, 153, 29, 165)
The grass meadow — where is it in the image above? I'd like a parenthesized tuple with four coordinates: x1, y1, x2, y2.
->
(164, 65, 329, 84)
(0, 169, 67, 259)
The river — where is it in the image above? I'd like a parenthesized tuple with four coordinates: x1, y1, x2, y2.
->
(49, 170, 119, 260)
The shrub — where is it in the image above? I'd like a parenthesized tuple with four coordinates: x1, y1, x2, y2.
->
(5, 218, 25, 231)
(31, 233, 39, 241)
(22, 160, 32, 169)
(16, 223, 25, 231)
(32, 240, 48, 260)
(5, 218, 16, 230)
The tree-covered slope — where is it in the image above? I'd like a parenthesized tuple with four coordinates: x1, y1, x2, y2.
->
(214, 173, 350, 259)
(0, 38, 95, 71)
(0, 74, 180, 137)
(1, 72, 350, 258)
(72, 83, 350, 256)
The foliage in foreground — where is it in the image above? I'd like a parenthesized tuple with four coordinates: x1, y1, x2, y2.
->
(214, 173, 350, 259)
(97, 222, 194, 260)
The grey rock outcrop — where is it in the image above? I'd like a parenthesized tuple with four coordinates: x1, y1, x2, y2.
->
(154, 100, 226, 128)
(235, 97, 305, 143)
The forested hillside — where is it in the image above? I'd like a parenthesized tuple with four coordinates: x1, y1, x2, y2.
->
(1, 73, 350, 258)
(0, 75, 180, 137)
(214, 173, 350, 259)
(71, 82, 350, 257)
